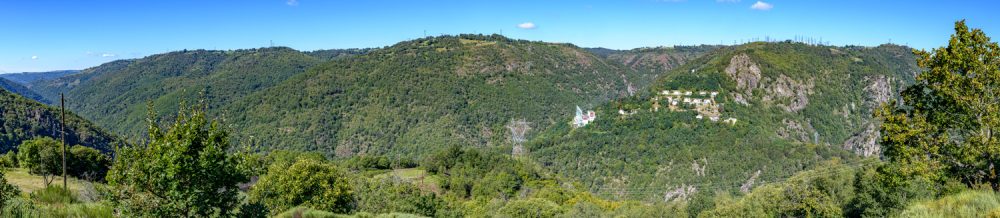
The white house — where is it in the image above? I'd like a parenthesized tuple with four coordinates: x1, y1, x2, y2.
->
(573, 106, 597, 128)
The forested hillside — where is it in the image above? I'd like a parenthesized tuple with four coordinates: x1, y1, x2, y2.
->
(224, 35, 680, 156)
(29, 47, 334, 139)
(27, 34, 711, 157)
(528, 42, 920, 212)
(0, 88, 118, 153)
(0, 77, 48, 104)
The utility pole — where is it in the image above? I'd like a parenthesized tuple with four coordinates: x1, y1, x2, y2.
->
(61, 93, 67, 189)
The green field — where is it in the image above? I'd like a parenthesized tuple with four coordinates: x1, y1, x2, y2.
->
(372, 168, 441, 194)
(2, 168, 95, 196)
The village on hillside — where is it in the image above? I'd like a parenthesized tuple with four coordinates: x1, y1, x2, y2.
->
(571, 89, 738, 128)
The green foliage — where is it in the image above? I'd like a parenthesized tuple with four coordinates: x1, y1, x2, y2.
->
(846, 163, 943, 217)
(15, 137, 61, 185)
(352, 176, 450, 217)
(879, 20, 1000, 190)
(30, 185, 77, 205)
(497, 198, 564, 218)
(0, 151, 17, 168)
(30, 47, 329, 141)
(104, 105, 247, 217)
(0, 170, 21, 210)
(67, 145, 110, 181)
(699, 161, 858, 217)
(0, 88, 117, 154)
(250, 158, 355, 215)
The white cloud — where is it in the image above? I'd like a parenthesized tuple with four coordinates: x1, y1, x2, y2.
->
(31, 55, 38, 60)
(102, 53, 116, 57)
(517, 22, 537, 30)
(286, 0, 298, 6)
(750, 1, 773, 10)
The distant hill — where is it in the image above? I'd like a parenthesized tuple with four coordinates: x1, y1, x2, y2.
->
(529, 42, 919, 202)
(29, 47, 329, 140)
(306, 48, 374, 61)
(589, 46, 723, 92)
(0, 70, 79, 85)
(0, 88, 118, 153)
(0, 77, 49, 104)
(27, 35, 711, 157)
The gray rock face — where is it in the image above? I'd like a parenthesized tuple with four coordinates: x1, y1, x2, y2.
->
(843, 75, 894, 157)
(844, 123, 882, 157)
(761, 75, 814, 112)
(725, 54, 761, 105)
(725, 54, 813, 112)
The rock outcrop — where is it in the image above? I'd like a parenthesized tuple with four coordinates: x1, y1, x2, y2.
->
(844, 123, 881, 157)
(843, 75, 894, 157)
(725, 54, 761, 105)
(725, 54, 813, 112)
(777, 119, 816, 143)
(761, 75, 814, 112)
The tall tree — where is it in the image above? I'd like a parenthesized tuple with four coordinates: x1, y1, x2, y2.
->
(880, 20, 1000, 188)
(105, 103, 247, 217)
(16, 137, 62, 186)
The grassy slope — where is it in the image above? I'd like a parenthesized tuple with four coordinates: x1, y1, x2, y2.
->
(899, 190, 1000, 218)
(2, 168, 96, 200)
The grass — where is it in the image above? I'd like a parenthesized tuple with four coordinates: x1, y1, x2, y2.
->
(898, 190, 1000, 218)
(371, 168, 441, 193)
(2, 168, 92, 195)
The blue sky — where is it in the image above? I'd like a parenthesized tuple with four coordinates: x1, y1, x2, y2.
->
(1, 0, 997, 72)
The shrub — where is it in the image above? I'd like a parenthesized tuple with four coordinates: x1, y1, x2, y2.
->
(250, 158, 355, 214)
(0, 152, 17, 168)
(30, 186, 78, 205)
(498, 198, 564, 218)
(67, 145, 110, 181)
(1, 170, 23, 209)
(104, 105, 247, 217)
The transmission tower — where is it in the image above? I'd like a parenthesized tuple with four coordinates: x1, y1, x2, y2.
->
(506, 119, 532, 157)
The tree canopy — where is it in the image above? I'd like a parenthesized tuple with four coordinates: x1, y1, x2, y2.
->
(880, 20, 1000, 189)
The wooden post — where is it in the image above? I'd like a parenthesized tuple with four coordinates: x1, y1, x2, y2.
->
(61, 93, 67, 189)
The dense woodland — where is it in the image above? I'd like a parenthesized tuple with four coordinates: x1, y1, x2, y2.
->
(1, 21, 999, 217)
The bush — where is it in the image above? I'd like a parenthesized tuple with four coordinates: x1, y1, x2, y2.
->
(250, 158, 355, 214)
(104, 105, 247, 217)
(16, 137, 61, 185)
(1, 170, 22, 209)
(498, 198, 564, 218)
(67, 145, 110, 181)
(30, 186, 78, 205)
(0, 152, 17, 168)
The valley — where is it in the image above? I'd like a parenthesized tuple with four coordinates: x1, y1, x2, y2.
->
(1, 2, 998, 216)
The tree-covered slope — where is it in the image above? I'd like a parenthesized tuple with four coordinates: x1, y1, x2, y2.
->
(0, 77, 49, 104)
(528, 42, 919, 204)
(224, 34, 661, 156)
(0, 88, 118, 153)
(29, 47, 329, 139)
